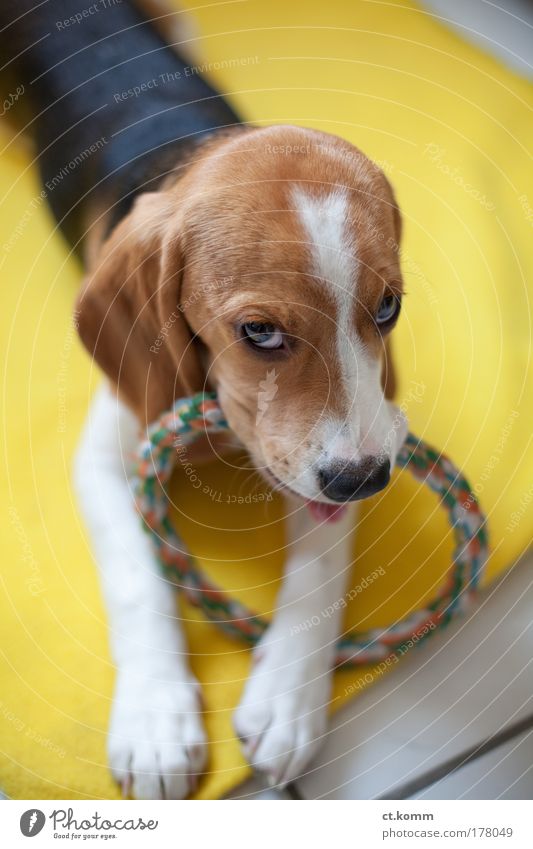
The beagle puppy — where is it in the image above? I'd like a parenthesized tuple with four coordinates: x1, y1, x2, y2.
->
(2, 0, 407, 797)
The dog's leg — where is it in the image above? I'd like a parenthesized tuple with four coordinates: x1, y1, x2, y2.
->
(234, 502, 357, 786)
(74, 383, 206, 799)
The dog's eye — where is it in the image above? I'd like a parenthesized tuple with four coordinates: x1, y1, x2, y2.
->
(242, 321, 284, 349)
(376, 294, 401, 325)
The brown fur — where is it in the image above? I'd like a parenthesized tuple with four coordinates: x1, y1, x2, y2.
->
(77, 125, 402, 485)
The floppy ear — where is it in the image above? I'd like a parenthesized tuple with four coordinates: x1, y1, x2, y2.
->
(76, 192, 205, 424)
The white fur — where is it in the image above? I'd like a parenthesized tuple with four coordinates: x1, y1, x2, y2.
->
(293, 187, 406, 476)
(234, 501, 358, 786)
(74, 384, 206, 799)
(75, 383, 361, 794)
(292, 187, 356, 304)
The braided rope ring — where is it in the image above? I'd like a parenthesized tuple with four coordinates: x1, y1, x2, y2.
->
(133, 392, 489, 668)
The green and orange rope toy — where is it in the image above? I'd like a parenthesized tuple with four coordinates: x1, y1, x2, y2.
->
(133, 392, 488, 668)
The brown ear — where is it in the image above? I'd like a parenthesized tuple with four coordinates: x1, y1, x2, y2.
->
(76, 192, 205, 423)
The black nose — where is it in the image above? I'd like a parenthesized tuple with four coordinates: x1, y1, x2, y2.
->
(318, 457, 391, 502)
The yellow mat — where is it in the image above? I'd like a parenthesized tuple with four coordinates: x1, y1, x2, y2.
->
(1, 0, 532, 800)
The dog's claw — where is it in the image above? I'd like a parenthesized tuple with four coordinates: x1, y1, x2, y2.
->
(108, 674, 207, 799)
(234, 635, 330, 786)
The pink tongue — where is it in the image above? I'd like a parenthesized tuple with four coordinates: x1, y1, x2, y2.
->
(306, 500, 348, 523)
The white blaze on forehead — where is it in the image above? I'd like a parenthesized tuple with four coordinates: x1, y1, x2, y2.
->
(292, 186, 387, 461)
(292, 186, 364, 393)
(292, 187, 356, 298)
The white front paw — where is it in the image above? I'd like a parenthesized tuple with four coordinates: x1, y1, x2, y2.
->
(108, 671, 207, 799)
(234, 635, 331, 787)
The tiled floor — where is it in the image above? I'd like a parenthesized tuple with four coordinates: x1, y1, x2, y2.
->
(412, 730, 533, 800)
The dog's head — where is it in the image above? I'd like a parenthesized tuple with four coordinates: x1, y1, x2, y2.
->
(78, 126, 407, 518)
